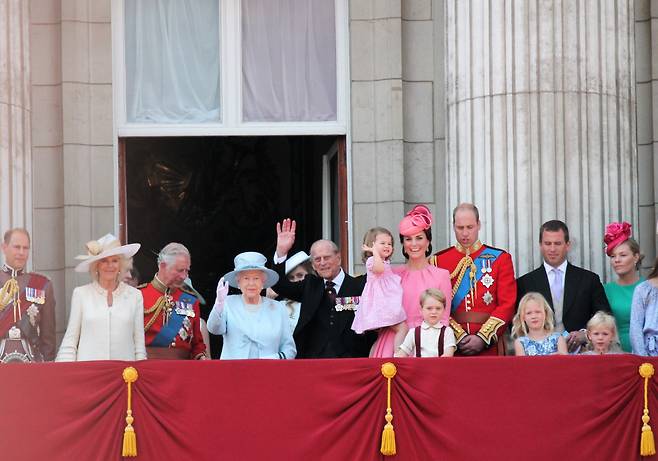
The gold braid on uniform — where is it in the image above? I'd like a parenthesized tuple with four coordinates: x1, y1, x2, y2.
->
(143, 276, 174, 333)
(0, 277, 20, 312)
(449, 317, 467, 342)
(143, 296, 169, 332)
(476, 316, 505, 346)
(450, 241, 483, 303)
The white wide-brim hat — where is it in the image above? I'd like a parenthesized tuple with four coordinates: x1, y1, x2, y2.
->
(285, 250, 311, 275)
(74, 233, 140, 273)
(223, 251, 279, 289)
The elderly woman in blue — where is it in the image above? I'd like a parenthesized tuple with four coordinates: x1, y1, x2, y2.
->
(207, 252, 296, 359)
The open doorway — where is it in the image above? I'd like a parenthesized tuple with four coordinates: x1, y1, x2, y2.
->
(119, 135, 347, 333)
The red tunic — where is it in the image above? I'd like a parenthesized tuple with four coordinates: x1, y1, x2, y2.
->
(433, 242, 516, 355)
(141, 280, 206, 360)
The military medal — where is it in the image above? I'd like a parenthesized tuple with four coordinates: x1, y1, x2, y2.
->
(26, 304, 39, 327)
(8, 325, 21, 340)
(175, 302, 195, 317)
(178, 317, 192, 341)
(480, 259, 495, 289)
(25, 287, 45, 304)
(482, 291, 494, 306)
(335, 296, 359, 311)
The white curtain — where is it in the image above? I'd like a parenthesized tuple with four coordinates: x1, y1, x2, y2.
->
(125, 0, 220, 123)
(242, 0, 337, 122)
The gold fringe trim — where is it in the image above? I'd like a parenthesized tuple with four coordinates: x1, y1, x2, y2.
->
(380, 362, 397, 456)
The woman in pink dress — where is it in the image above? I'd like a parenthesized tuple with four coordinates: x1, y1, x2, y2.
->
(370, 205, 453, 357)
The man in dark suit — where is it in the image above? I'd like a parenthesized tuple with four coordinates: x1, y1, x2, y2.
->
(271, 219, 374, 358)
(516, 220, 611, 351)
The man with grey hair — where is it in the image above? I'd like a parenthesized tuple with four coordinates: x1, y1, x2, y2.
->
(140, 242, 208, 359)
(272, 219, 375, 358)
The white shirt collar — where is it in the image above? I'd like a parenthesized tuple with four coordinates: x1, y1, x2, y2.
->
(543, 259, 568, 275)
(326, 269, 345, 293)
(421, 320, 444, 330)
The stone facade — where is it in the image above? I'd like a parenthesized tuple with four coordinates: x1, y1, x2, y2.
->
(0, 1, 655, 342)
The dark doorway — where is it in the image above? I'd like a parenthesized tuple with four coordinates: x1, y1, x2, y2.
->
(121, 136, 342, 356)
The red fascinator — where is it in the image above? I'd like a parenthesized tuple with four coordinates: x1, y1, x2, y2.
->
(604, 221, 632, 256)
(399, 205, 433, 236)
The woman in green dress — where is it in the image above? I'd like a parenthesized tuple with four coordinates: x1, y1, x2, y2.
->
(603, 222, 643, 352)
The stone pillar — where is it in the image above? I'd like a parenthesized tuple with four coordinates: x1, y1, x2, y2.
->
(445, 0, 637, 279)
(350, 1, 405, 271)
(635, 0, 658, 273)
(0, 0, 32, 233)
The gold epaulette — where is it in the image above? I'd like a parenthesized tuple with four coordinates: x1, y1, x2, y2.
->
(476, 316, 505, 346)
(449, 317, 466, 342)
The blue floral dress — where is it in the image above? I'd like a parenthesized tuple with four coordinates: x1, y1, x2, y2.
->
(519, 332, 562, 356)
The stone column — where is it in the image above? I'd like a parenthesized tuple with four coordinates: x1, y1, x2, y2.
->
(445, 0, 637, 278)
(0, 0, 32, 233)
(635, 0, 658, 273)
(350, 1, 405, 271)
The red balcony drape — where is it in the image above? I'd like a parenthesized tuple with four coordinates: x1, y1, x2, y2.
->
(2, 355, 656, 461)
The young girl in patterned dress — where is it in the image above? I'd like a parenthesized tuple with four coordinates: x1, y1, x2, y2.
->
(582, 311, 622, 354)
(351, 227, 408, 354)
(512, 292, 567, 356)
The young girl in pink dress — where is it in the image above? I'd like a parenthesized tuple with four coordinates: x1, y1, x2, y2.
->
(370, 205, 453, 357)
(351, 228, 408, 353)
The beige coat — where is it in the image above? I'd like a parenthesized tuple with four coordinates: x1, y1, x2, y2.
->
(56, 282, 147, 361)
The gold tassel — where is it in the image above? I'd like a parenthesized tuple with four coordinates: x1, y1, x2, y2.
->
(122, 367, 139, 458)
(380, 362, 397, 456)
(639, 363, 656, 457)
(0, 277, 19, 312)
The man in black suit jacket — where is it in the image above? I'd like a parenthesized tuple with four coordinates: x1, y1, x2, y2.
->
(516, 220, 611, 352)
(271, 219, 374, 358)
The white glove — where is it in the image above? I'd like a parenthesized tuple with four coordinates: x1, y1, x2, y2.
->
(213, 277, 229, 311)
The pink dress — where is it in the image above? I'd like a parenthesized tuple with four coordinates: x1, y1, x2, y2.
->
(370, 264, 453, 357)
(351, 257, 406, 334)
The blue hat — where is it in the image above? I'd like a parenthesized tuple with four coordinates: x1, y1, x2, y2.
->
(223, 252, 279, 289)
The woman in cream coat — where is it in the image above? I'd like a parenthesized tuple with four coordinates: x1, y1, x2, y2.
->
(56, 234, 146, 361)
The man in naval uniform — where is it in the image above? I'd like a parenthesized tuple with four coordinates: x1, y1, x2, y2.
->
(432, 203, 516, 355)
(141, 242, 208, 360)
(0, 228, 56, 362)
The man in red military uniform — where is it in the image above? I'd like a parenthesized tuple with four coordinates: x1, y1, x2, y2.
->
(0, 228, 56, 362)
(432, 203, 516, 355)
(141, 242, 207, 360)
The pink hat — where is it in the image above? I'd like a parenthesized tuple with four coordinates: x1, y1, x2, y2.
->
(604, 221, 632, 256)
(399, 205, 433, 236)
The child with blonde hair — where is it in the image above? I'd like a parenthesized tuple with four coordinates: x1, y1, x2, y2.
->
(582, 311, 622, 354)
(512, 292, 567, 356)
(352, 227, 408, 354)
(395, 288, 456, 357)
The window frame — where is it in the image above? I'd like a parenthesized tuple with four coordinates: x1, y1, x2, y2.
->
(111, 0, 350, 137)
